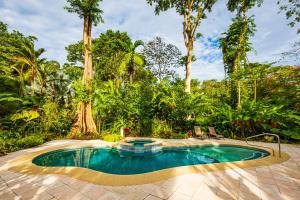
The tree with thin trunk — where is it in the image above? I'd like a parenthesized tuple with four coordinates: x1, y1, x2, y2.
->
(146, 1, 216, 124)
(146, 0, 217, 93)
(65, 0, 103, 136)
(120, 40, 144, 84)
(37, 60, 60, 96)
(220, 0, 261, 109)
(11, 38, 45, 96)
(0, 21, 41, 97)
(143, 37, 182, 81)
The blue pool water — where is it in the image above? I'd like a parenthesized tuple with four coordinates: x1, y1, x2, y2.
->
(32, 145, 269, 175)
(127, 140, 153, 147)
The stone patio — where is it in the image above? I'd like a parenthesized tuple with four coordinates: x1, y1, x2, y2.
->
(0, 139, 299, 200)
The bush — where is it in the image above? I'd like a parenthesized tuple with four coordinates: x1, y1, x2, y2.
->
(0, 139, 19, 156)
(0, 130, 22, 140)
(170, 132, 188, 139)
(0, 133, 47, 156)
(41, 100, 75, 134)
(103, 134, 123, 142)
(152, 119, 173, 138)
(16, 135, 45, 149)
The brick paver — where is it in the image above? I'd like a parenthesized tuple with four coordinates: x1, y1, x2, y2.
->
(0, 139, 299, 200)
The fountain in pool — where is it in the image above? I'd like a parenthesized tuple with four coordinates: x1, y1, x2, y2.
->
(117, 138, 163, 157)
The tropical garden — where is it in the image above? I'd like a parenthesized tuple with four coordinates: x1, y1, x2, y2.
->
(0, 0, 299, 156)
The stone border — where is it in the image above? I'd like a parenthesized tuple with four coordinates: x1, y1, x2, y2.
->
(118, 137, 163, 147)
(117, 137, 163, 156)
(7, 140, 290, 186)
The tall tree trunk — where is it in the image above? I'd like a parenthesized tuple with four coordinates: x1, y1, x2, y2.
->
(233, 13, 248, 109)
(185, 41, 193, 93)
(72, 16, 97, 136)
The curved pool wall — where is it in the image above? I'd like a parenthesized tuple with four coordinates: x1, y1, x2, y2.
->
(32, 145, 270, 175)
(117, 138, 163, 157)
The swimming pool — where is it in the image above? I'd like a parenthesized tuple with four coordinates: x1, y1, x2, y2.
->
(32, 145, 269, 175)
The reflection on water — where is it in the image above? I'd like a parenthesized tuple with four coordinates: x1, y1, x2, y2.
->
(33, 145, 269, 175)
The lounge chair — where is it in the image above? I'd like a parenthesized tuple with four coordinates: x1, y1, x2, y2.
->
(194, 126, 207, 139)
(208, 127, 224, 139)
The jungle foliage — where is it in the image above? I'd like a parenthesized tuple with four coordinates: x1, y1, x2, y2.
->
(0, 0, 299, 156)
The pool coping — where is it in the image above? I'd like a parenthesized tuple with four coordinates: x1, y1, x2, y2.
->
(118, 137, 163, 147)
(7, 140, 290, 186)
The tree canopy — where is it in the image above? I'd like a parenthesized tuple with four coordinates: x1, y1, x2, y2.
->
(147, 0, 217, 93)
(277, 0, 300, 33)
(64, 0, 104, 25)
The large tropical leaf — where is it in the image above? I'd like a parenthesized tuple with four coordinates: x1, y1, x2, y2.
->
(0, 96, 23, 103)
(133, 54, 144, 66)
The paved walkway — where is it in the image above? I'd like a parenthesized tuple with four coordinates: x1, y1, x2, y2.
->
(0, 139, 299, 200)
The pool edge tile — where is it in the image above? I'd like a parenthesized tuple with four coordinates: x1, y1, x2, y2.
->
(6, 140, 290, 186)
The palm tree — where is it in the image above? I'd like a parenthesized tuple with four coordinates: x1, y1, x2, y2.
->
(37, 60, 60, 96)
(48, 73, 71, 105)
(65, 0, 103, 135)
(120, 40, 144, 84)
(0, 64, 26, 97)
(11, 38, 45, 96)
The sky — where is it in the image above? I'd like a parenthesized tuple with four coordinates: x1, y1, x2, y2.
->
(0, 0, 299, 81)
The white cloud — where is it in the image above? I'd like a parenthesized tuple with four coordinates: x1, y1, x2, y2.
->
(0, 0, 298, 81)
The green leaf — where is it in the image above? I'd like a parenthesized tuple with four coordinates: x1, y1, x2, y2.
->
(133, 54, 144, 66)
(196, 33, 203, 39)
(0, 97, 23, 103)
(291, 134, 300, 140)
(10, 110, 40, 122)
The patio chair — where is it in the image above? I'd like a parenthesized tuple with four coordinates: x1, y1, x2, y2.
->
(208, 127, 224, 139)
(194, 126, 207, 139)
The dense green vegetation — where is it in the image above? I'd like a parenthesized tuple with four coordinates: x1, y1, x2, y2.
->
(0, 0, 299, 156)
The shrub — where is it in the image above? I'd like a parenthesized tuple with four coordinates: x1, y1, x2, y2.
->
(170, 132, 188, 139)
(67, 131, 102, 140)
(152, 119, 173, 138)
(0, 130, 22, 140)
(0, 133, 47, 156)
(16, 135, 45, 149)
(0, 139, 19, 156)
(103, 134, 123, 142)
(40, 100, 75, 134)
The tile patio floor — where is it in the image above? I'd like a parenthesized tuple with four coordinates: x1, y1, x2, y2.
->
(0, 139, 299, 200)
